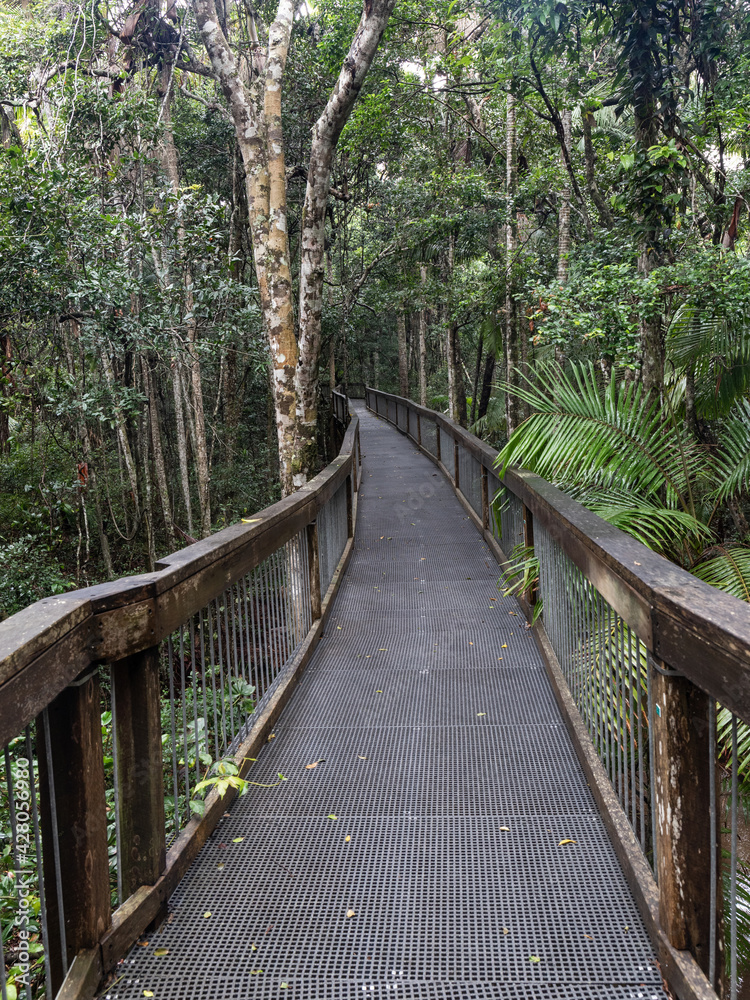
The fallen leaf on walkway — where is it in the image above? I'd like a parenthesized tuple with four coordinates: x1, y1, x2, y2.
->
(558, 839, 577, 846)
(378, 648, 387, 651)
(345, 835, 351, 843)
(233, 837, 244, 843)
(327, 814, 338, 820)
(477, 712, 486, 717)
(502, 644, 507, 648)
(375, 690, 383, 694)
(337, 626, 342, 630)
(249, 970, 263, 975)
(154, 948, 169, 958)
(529, 956, 541, 964)
(251, 944, 258, 951)
(267, 733, 276, 740)
(346, 909, 356, 918)
(139, 941, 149, 948)
(584, 935, 593, 940)
(204, 912, 212, 918)
(500, 826, 510, 831)
(357, 755, 367, 760)
(280, 984, 289, 989)
(503, 928, 509, 935)
(305, 760, 325, 770)
(143, 992, 154, 997)
(216, 863, 225, 870)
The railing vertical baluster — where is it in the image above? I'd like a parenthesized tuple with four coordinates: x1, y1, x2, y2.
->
(38, 673, 111, 991)
(111, 647, 167, 904)
(453, 439, 460, 489)
(436, 424, 441, 464)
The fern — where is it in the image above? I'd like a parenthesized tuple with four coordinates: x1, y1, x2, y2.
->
(692, 546, 750, 603)
(495, 362, 708, 517)
(715, 400, 750, 501)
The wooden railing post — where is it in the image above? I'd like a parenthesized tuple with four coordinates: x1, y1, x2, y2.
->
(307, 520, 322, 620)
(481, 466, 489, 531)
(37, 670, 111, 991)
(650, 664, 722, 988)
(522, 503, 537, 606)
(111, 646, 167, 905)
(416, 412, 422, 447)
(346, 474, 354, 538)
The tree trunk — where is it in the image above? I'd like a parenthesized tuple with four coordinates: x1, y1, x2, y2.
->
(172, 354, 194, 536)
(141, 356, 173, 541)
(505, 91, 522, 437)
(193, 0, 394, 494)
(419, 264, 428, 406)
(557, 107, 572, 285)
(397, 310, 408, 397)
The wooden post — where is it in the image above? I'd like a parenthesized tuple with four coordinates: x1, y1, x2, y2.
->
(37, 670, 111, 991)
(481, 467, 489, 530)
(650, 664, 722, 988)
(346, 474, 354, 538)
(522, 503, 537, 606)
(307, 521, 322, 620)
(111, 647, 167, 903)
(454, 440, 460, 489)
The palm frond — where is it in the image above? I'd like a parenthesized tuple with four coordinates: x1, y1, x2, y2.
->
(692, 545, 750, 602)
(564, 485, 711, 555)
(715, 400, 750, 501)
(495, 362, 710, 515)
(667, 305, 750, 419)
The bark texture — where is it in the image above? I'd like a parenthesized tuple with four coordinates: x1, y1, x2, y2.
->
(192, 0, 394, 494)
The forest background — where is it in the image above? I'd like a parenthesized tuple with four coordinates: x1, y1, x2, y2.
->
(0, 0, 750, 619)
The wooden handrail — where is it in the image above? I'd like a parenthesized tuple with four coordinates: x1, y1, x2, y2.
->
(0, 417, 359, 749)
(366, 386, 739, 1000)
(365, 386, 750, 726)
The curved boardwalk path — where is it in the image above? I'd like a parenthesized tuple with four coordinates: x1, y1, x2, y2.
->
(107, 402, 667, 1000)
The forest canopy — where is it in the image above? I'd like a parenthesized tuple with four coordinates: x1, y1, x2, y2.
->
(0, 0, 749, 613)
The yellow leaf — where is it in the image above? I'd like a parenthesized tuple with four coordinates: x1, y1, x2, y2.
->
(241, 518, 263, 523)
(251, 944, 258, 951)
(503, 928, 509, 935)
(500, 826, 510, 831)
(375, 690, 382, 694)
(346, 909, 356, 918)
(529, 956, 541, 964)
(378, 648, 387, 651)
(305, 759, 324, 770)
(249, 970, 264, 975)
(154, 948, 169, 958)
(477, 712, 486, 717)
(327, 814, 338, 820)
(502, 644, 507, 648)
(558, 839, 577, 846)
(345, 835, 351, 843)
(204, 911, 212, 918)
(337, 626, 342, 630)
(233, 837, 244, 843)
(357, 755, 367, 760)
(143, 992, 154, 997)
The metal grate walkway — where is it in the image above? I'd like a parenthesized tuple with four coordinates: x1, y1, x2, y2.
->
(105, 403, 668, 1000)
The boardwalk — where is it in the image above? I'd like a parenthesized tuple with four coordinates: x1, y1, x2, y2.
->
(107, 402, 668, 1000)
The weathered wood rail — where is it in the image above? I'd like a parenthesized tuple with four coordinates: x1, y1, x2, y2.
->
(367, 386, 750, 1000)
(0, 394, 359, 1000)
